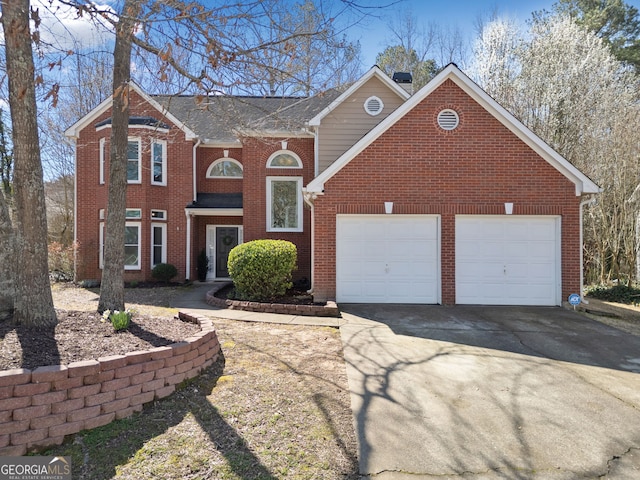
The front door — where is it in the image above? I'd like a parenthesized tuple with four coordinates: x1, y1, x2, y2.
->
(206, 225, 241, 280)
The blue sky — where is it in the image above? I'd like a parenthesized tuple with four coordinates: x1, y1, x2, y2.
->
(352, 0, 559, 66)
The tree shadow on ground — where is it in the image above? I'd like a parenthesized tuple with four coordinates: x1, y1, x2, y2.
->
(43, 353, 277, 480)
(11, 323, 61, 370)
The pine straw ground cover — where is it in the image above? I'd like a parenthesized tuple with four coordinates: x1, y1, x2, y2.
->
(37, 284, 359, 479)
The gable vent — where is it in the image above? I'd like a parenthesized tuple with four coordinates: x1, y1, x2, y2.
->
(437, 109, 459, 130)
(364, 96, 384, 116)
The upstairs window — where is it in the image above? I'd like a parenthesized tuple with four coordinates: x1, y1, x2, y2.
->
(151, 140, 167, 185)
(127, 138, 141, 183)
(267, 176, 302, 232)
(267, 150, 302, 169)
(207, 158, 243, 178)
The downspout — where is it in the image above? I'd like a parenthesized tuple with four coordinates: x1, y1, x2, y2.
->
(303, 124, 319, 294)
(303, 190, 317, 294)
(73, 138, 78, 283)
(185, 210, 192, 281)
(186, 140, 201, 281)
(192, 139, 201, 202)
(580, 195, 597, 304)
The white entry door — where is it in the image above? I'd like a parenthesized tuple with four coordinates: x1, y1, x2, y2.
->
(455, 216, 561, 306)
(336, 215, 440, 303)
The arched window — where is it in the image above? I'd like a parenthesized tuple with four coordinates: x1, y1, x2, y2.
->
(267, 150, 302, 168)
(206, 158, 243, 178)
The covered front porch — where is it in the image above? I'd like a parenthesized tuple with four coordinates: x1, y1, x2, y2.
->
(185, 193, 243, 281)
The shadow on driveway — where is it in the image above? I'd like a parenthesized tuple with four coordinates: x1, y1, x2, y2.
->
(339, 304, 640, 479)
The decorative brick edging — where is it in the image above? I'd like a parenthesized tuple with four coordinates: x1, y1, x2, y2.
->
(205, 283, 340, 317)
(0, 312, 220, 456)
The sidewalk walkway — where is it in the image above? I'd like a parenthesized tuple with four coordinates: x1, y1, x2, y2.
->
(170, 283, 346, 327)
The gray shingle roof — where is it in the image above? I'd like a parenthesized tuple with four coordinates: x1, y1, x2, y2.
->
(154, 89, 341, 144)
(187, 193, 243, 209)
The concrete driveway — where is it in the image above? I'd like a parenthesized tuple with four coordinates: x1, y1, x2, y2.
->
(339, 305, 640, 479)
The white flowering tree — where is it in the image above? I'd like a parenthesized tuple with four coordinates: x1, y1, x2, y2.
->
(471, 14, 640, 284)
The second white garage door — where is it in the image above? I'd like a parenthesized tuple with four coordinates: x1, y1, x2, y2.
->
(336, 215, 440, 303)
(455, 216, 561, 306)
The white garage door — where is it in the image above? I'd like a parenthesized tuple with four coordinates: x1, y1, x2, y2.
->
(456, 216, 561, 306)
(336, 215, 440, 303)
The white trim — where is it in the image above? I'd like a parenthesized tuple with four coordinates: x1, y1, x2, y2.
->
(308, 66, 410, 127)
(96, 123, 170, 134)
(99, 137, 105, 185)
(185, 211, 192, 281)
(124, 221, 142, 270)
(99, 222, 104, 269)
(151, 139, 167, 186)
(64, 82, 197, 140)
(336, 214, 441, 304)
(266, 150, 302, 169)
(192, 139, 201, 203)
(127, 137, 142, 184)
(364, 96, 384, 116)
(206, 158, 243, 178)
(150, 222, 168, 268)
(306, 64, 600, 196)
(125, 208, 142, 219)
(454, 215, 561, 306)
(266, 176, 303, 232)
(150, 209, 167, 220)
(185, 208, 243, 217)
(206, 224, 244, 280)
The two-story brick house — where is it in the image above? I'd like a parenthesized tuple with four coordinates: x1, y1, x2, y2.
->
(67, 64, 599, 305)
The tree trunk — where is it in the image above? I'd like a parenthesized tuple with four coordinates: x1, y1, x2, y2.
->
(0, 190, 15, 320)
(1, 0, 57, 326)
(98, 0, 140, 313)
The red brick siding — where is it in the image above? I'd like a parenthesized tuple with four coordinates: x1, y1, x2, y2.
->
(240, 137, 314, 281)
(76, 92, 315, 283)
(312, 80, 581, 304)
(75, 91, 193, 282)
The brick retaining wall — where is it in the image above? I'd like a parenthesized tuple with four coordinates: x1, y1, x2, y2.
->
(205, 284, 340, 317)
(0, 312, 220, 455)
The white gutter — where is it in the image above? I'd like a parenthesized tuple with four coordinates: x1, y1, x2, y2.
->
(580, 195, 597, 303)
(73, 145, 78, 283)
(192, 139, 201, 202)
(302, 190, 317, 295)
(185, 210, 192, 281)
(186, 139, 201, 281)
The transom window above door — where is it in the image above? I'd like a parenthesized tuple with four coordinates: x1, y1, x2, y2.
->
(267, 150, 302, 168)
(207, 158, 243, 178)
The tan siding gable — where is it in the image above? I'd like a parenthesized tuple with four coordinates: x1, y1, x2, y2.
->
(317, 75, 406, 174)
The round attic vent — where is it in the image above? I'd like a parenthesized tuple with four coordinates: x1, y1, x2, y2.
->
(364, 96, 384, 116)
(437, 109, 459, 130)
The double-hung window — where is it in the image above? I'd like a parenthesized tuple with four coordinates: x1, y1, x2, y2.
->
(151, 139, 167, 185)
(127, 137, 142, 183)
(99, 210, 142, 270)
(266, 176, 303, 232)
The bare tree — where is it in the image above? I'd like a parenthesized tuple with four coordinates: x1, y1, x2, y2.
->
(0, 0, 57, 326)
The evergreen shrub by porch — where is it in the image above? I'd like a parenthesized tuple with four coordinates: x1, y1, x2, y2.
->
(151, 263, 178, 283)
(228, 239, 297, 301)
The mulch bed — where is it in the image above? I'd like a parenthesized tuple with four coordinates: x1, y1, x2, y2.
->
(0, 310, 201, 371)
(214, 283, 319, 305)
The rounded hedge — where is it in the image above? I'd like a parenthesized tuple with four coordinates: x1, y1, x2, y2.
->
(228, 239, 297, 301)
(151, 263, 178, 283)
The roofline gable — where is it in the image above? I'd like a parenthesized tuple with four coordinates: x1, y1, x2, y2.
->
(64, 82, 198, 141)
(306, 64, 601, 196)
(307, 66, 410, 127)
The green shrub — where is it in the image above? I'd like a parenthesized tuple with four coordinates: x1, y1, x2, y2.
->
(102, 308, 134, 332)
(152, 263, 178, 283)
(196, 249, 209, 282)
(228, 239, 297, 301)
(585, 284, 640, 305)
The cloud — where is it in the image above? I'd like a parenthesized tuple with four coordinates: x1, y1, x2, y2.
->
(33, 0, 115, 50)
